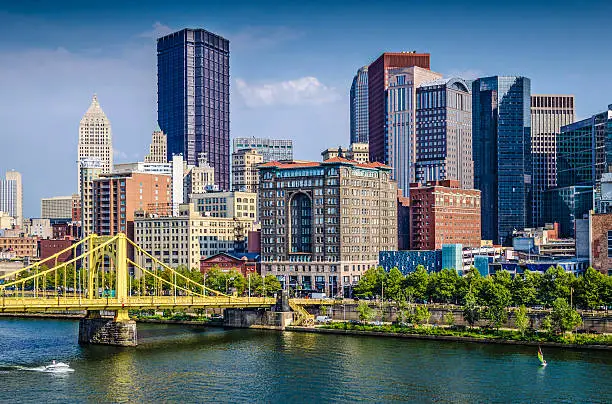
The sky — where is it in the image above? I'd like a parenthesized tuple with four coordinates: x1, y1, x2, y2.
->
(1, 0, 611, 217)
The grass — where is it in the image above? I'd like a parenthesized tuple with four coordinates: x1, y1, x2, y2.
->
(320, 322, 612, 346)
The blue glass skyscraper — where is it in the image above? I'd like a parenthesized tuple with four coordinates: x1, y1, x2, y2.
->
(472, 76, 531, 245)
(350, 66, 369, 144)
(157, 28, 230, 190)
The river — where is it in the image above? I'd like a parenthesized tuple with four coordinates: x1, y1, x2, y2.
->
(0, 318, 610, 403)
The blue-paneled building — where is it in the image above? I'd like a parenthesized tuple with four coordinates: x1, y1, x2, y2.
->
(157, 28, 230, 190)
(441, 244, 463, 273)
(379, 250, 442, 275)
(472, 76, 531, 246)
(350, 66, 369, 144)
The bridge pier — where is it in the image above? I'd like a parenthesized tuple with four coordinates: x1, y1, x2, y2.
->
(78, 309, 137, 347)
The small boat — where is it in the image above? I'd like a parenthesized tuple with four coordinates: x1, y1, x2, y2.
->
(538, 346, 547, 367)
(43, 361, 74, 373)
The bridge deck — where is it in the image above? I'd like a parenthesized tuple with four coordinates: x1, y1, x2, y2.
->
(0, 296, 276, 312)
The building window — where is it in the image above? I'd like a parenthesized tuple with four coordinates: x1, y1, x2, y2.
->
(608, 231, 612, 258)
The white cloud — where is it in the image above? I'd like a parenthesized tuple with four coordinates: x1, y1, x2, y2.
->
(444, 69, 483, 80)
(229, 26, 303, 51)
(139, 22, 174, 39)
(235, 77, 340, 108)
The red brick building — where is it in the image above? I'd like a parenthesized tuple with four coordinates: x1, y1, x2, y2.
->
(39, 238, 75, 263)
(589, 212, 612, 275)
(409, 180, 481, 250)
(200, 252, 260, 277)
(0, 236, 38, 258)
(93, 172, 171, 235)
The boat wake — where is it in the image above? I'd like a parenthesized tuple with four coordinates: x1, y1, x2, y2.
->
(1, 362, 75, 373)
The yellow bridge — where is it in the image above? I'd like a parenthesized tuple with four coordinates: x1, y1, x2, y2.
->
(0, 233, 278, 345)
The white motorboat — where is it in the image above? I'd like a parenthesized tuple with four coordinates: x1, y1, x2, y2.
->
(43, 361, 74, 372)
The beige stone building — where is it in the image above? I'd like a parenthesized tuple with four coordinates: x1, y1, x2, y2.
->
(144, 125, 168, 163)
(0, 211, 15, 230)
(321, 143, 369, 164)
(41, 195, 78, 219)
(184, 153, 216, 195)
(258, 157, 398, 296)
(79, 158, 103, 236)
(133, 203, 256, 270)
(232, 148, 263, 193)
(190, 191, 257, 220)
(78, 95, 112, 194)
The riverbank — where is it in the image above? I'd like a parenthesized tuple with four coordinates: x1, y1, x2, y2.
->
(0, 312, 223, 327)
(285, 323, 612, 351)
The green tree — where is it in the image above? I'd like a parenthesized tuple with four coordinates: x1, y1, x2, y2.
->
(539, 266, 574, 306)
(511, 270, 539, 307)
(481, 281, 511, 331)
(404, 265, 429, 303)
(427, 269, 459, 303)
(413, 306, 430, 326)
(262, 275, 282, 296)
(384, 267, 405, 302)
(549, 297, 582, 333)
(514, 305, 529, 337)
(354, 267, 385, 298)
(444, 310, 455, 327)
(463, 290, 480, 328)
(539, 316, 552, 333)
(575, 267, 605, 309)
(357, 302, 374, 323)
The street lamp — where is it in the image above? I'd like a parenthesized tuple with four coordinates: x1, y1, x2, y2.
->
(226, 277, 235, 295)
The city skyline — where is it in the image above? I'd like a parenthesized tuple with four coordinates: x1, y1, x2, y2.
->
(1, 0, 611, 215)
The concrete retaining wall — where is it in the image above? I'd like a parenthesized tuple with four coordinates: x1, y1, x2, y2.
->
(78, 317, 137, 346)
(223, 309, 293, 330)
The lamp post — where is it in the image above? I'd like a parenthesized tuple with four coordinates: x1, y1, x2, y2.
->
(248, 273, 251, 300)
(226, 277, 235, 295)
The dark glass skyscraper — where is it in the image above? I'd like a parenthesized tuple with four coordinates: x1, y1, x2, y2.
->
(472, 76, 531, 245)
(157, 28, 230, 190)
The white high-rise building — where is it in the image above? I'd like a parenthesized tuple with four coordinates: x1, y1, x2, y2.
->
(0, 170, 23, 227)
(78, 94, 112, 194)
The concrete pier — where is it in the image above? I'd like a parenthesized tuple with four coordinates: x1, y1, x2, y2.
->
(78, 310, 137, 346)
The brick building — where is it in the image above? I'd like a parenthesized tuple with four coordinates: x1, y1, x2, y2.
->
(0, 236, 38, 258)
(409, 180, 481, 250)
(93, 172, 172, 236)
(39, 238, 75, 263)
(589, 212, 612, 275)
(200, 252, 260, 277)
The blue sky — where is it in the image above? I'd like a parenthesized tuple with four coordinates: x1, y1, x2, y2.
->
(1, 0, 611, 216)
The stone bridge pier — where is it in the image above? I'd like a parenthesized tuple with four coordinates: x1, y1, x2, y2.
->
(78, 309, 137, 346)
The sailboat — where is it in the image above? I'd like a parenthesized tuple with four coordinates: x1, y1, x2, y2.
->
(538, 346, 547, 367)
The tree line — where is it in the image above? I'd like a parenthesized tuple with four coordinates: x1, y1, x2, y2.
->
(354, 265, 612, 310)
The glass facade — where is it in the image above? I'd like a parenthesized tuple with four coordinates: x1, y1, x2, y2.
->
(157, 29, 230, 190)
(441, 244, 463, 273)
(232, 137, 293, 162)
(350, 66, 369, 144)
(543, 186, 592, 237)
(472, 76, 531, 245)
(378, 250, 442, 275)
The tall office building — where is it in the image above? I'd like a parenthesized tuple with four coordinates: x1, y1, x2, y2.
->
(41, 195, 78, 220)
(157, 28, 230, 190)
(144, 125, 168, 163)
(367, 52, 431, 165)
(350, 66, 369, 144)
(232, 137, 293, 162)
(0, 170, 23, 227)
(472, 76, 531, 245)
(79, 158, 103, 236)
(530, 95, 575, 227)
(415, 77, 473, 189)
(77, 95, 112, 194)
(385, 67, 442, 195)
(232, 148, 263, 193)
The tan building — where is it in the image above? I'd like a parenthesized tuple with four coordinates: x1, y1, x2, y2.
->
(321, 143, 369, 164)
(144, 125, 168, 163)
(41, 195, 78, 219)
(190, 191, 257, 220)
(78, 95, 112, 194)
(0, 211, 15, 230)
(258, 157, 398, 296)
(185, 153, 216, 195)
(531, 95, 576, 227)
(134, 203, 256, 270)
(27, 218, 53, 239)
(0, 236, 37, 258)
(0, 170, 23, 227)
(232, 148, 263, 193)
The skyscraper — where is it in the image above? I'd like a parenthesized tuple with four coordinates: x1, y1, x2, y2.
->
(157, 28, 230, 190)
(385, 66, 442, 195)
(530, 95, 576, 227)
(367, 52, 431, 165)
(0, 170, 23, 227)
(472, 76, 531, 245)
(415, 78, 473, 189)
(144, 124, 168, 163)
(77, 95, 112, 194)
(350, 66, 369, 144)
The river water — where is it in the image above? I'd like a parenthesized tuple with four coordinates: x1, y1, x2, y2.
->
(0, 318, 610, 403)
